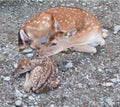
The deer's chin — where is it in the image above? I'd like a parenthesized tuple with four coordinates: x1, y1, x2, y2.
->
(19, 44, 26, 51)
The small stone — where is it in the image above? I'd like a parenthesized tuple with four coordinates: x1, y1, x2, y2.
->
(84, 0, 88, 1)
(93, 7, 98, 10)
(28, 96, 35, 100)
(50, 104, 55, 107)
(110, 78, 117, 83)
(14, 63, 18, 68)
(22, 94, 28, 98)
(110, 77, 120, 83)
(113, 25, 120, 34)
(23, 105, 27, 107)
(105, 98, 114, 106)
(66, 3, 74, 6)
(65, 60, 73, 68)
(15, 100, 22, 107)
(1, 75, 10, 81)
(102, 82, 114, 87)
(64, 106, 70, 107)
(26, 53, 34, 58)
(21, 48, 33, 54)
(36, 0, 44, 2)
(102, 29, 108, 33)
(82, 3, 86, 6)
(34, 102, 38, 105)
(98, 68, 102, 72)
(15, 89, 23, 98)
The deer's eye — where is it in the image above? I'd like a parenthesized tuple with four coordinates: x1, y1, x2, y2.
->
(50, 43, 56, 46)
(29, 63, 31, 66)
(21, 67, 24, 70)
(21, 66, 26, 70)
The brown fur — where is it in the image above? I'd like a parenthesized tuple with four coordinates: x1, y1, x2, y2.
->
(18, 6, 107, 56)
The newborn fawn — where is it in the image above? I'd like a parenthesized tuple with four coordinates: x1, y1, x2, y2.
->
(14, 57, 60, 93)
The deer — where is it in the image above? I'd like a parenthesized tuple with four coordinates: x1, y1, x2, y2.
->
(14, 57, 60, 93)
(18, 6, 107, 56)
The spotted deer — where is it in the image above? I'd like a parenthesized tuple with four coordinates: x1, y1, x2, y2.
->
(14, 57, 60, 93)
(18, 6, 107, 56)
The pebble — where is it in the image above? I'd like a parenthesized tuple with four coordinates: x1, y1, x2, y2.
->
(102, 82, 114, 87)
(110, 77, 120, 83)
(26, 53, 34, 58)
(14, 63, 18, 68)
(50, 104, 55, 107)
(15, 89, 23, 98)
(22, 94, 28, 98)
(1, 75, 10, 81)
(28, 96, 35, 100)
(36, 0, 44, 2)
(64, 106, 70, 107)
(105, 98, 114, 106)
(15, 100, 22, 107)
(34, 102, 38, 105)
(82, 3, 86, 6)
(113, 25, 120, 34)
(23, 105, 27, 107)
(76, 0, 79, 2)
(102, 29, 108, 33)
(65, 60, 73, 68)
(66, 3, 74, 6)
(98, 68, 102, 72)
(82, 0, 88, 2)
(21, 48, 33, 54)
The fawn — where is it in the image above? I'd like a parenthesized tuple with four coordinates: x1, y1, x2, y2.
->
(14, 57, 59, 93)
(18, 6, 107, 56)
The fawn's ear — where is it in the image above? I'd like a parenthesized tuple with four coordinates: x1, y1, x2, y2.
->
(18, 29, 26, 51)
(54, 17, 61, 31)
(18, 30, 23, 46)
(65, 28, 77, 39)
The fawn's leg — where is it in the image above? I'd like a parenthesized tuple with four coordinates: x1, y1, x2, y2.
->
(50, 78, 60, 88)
(23, 73, 31, 92)
(72, 45, 97, 53)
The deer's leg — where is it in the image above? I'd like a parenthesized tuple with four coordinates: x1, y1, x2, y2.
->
(72, 45, 97, 53)
(23, 73, 31, 92)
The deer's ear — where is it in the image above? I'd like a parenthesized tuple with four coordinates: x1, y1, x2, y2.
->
(54, 18, 61, 31)
(68, 28, 77, 37)
(18, 29, 26, 51)
(18, 29, 23, 46)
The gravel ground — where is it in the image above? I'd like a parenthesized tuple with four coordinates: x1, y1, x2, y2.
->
(0, 0, 120, 107)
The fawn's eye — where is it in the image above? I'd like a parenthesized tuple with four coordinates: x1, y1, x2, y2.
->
(50, 43, 56, 46)
(50, 39, 57, 46)
(29, 63, 31, 66)
(21, 67, 24, 70)
(21, 66, 25, 70)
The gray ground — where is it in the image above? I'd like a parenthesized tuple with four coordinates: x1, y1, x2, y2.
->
(0, 0, 120, 107)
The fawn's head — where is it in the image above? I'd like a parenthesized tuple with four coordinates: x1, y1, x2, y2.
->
(14, 59, 32, 74)
(39, 28, 77, 57)
(18, 12, 61, 51)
